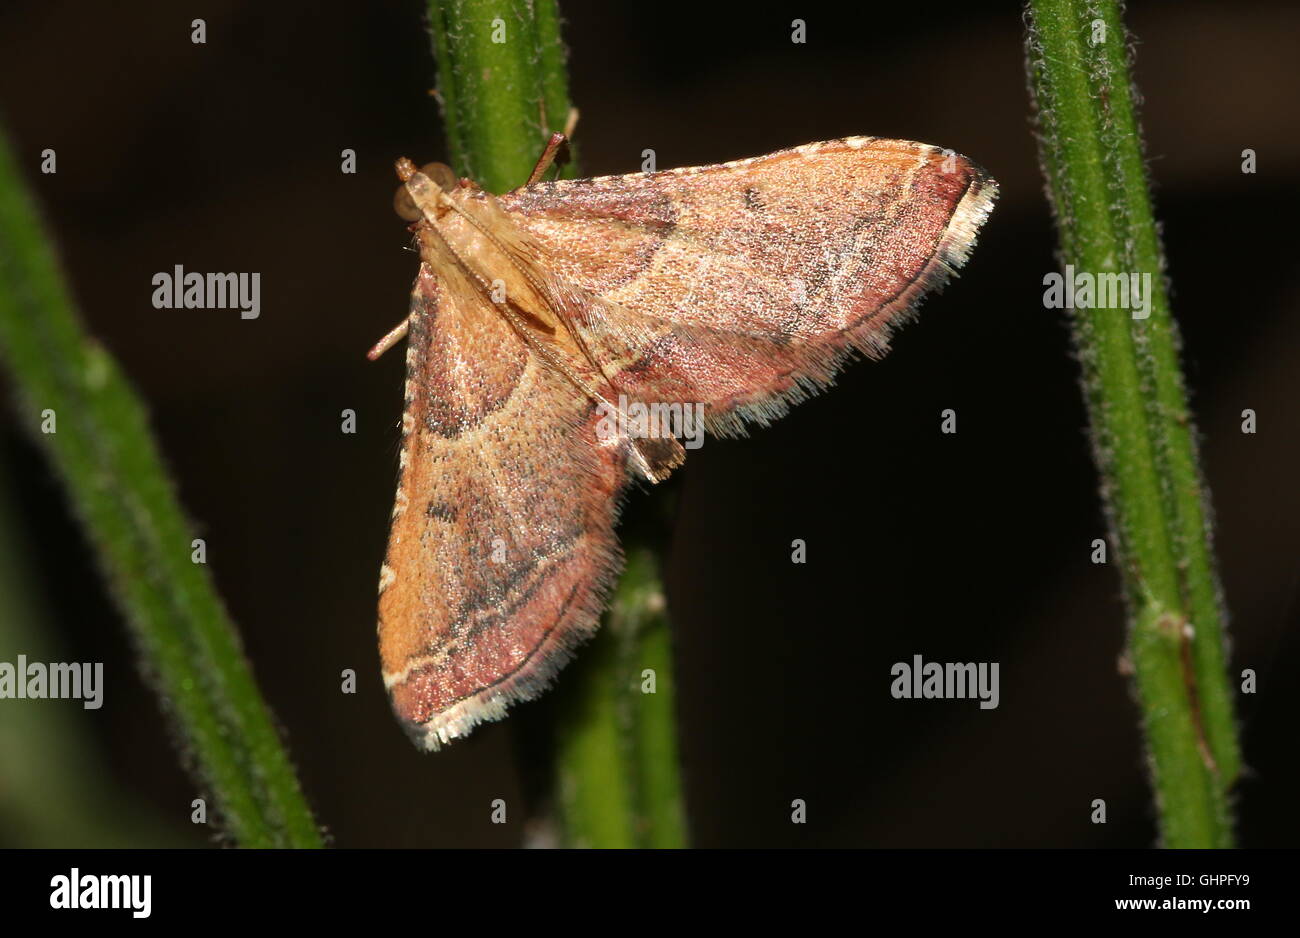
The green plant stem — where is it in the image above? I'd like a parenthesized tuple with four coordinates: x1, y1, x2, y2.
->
(1025, 0, 1240, 847)
(429, 0, 576, 192)
(0, 452, 189, 847)
(427, 0, 687, 847)
(552, 549, 687, 848)
(0, 125, 322, 848)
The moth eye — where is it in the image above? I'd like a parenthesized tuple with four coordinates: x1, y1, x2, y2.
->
(420, 162, 458, 190)
(393, 185, 422, 222)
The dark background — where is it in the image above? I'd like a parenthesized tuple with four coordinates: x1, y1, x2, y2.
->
(0, 0, 1296, 848)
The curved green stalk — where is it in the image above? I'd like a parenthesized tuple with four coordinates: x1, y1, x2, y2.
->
(1025, 0, 1240, 847)
(428, 0, 576, 191)
(552, 549, 686, 848)
(0, 453, 190, 847)
(426, 0, 687, 848)
(0, 124, 322, 848)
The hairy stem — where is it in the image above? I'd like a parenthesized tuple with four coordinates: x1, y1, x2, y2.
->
(426, 0, 688, 847)
(552, 548, 687, 847)
(0, 125, 322, 848)
(1025, 0, 1240, 847)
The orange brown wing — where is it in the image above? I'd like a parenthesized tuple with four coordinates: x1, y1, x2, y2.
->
(378, 265, 628, 750)
(496, 137, 996, 436)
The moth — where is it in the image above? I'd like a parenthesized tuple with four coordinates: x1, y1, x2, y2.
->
(370, 134, 996, 751)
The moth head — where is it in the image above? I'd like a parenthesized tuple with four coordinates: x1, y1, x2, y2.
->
(392, 159, 460, 222)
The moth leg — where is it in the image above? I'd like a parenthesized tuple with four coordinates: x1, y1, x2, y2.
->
(525, 132, 570, 186)
(525, 107, 579, 186)
(366, 317, 410, 360)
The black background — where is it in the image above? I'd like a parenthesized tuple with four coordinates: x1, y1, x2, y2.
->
(0, 0, 1296, 848)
